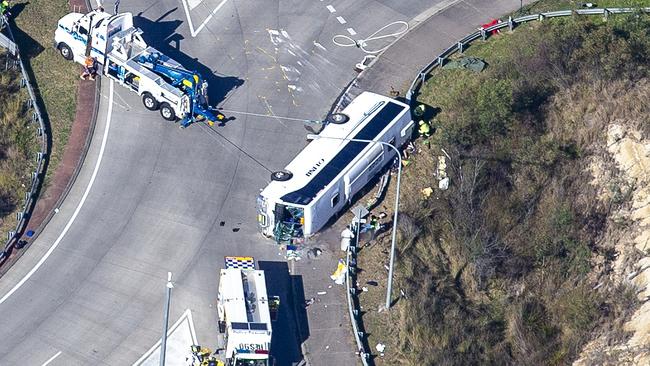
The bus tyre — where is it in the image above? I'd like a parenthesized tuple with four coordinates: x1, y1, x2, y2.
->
(142, 93, 159, 111)
(58, 43, 73, 61)
(327, 113, 349, 124)
(271, 170, 293, 181)
(160, 103, 176, 121)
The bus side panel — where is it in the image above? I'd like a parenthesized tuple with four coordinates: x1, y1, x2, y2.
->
(306, 180, 344, 236)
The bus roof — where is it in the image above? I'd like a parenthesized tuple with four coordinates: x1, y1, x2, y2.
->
(261, 92, 408, 206)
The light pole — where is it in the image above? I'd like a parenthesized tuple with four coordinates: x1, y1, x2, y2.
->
(160, 272, 173, 366)
(306, 134, 402, 309)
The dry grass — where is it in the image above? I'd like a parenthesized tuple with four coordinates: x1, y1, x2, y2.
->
(11, 0, 79, 184)
(0, 50, 37, 236)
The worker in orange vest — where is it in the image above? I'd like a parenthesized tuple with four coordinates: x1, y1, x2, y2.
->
(80, 56, 98, 80)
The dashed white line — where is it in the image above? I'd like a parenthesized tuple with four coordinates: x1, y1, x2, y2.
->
(336, 16, 346, 24)
(347, 28, 357, 36)
(326, 5, 336, 13)
(0, 81, 114, 306)
(41, 351, 62, 366)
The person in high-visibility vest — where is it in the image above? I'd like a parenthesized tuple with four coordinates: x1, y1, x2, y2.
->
(418, 120, 431, 138)
(0, 0, 11, 17)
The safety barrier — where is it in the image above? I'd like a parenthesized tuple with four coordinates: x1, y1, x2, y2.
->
(337, 5, 650, 363)
(0, 17, 49, 266)
(405, 7, 650, 103)
(345, 222, 371, 366)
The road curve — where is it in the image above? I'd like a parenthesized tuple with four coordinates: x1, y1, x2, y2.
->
(0, 0, 439, 364)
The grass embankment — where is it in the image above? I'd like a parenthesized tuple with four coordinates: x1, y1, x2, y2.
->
(0, 1, 79, 237)
(357, 8, 650, 366)
(0, 50, 37, 235)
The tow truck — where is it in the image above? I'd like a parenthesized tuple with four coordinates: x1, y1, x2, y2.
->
(216, 256, 279, 366)
(54, 10, 224, 127)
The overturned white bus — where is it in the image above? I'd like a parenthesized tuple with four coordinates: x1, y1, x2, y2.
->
(257, 92, 414, 242)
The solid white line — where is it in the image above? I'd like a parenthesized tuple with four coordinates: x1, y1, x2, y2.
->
(336, 16, 346, 24)
(326, 5, 336, 13)
(132, 309, 196, 366)
(41, 351, 62, 366)
(347, 28, 357, 36)
(192, 0, 230, 37)
(181, 0, 198, 36)
(0, 81, 114, 306)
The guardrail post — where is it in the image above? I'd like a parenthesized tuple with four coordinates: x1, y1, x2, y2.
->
(480, 28, 487, 40)
(538, 13, 545, 21)
(16, 212, 23, 221)
(437, 56, 445, 67)
(457, 41, 464, 53)
(508, 16, 514, 31)
(7, 231, 15, 241)
(603, 8, 609, 21)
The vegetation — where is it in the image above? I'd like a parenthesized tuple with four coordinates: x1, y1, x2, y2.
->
(358, 8, 649, 366)
(0, 0, 79, 237)
(0, 50, 37, 235)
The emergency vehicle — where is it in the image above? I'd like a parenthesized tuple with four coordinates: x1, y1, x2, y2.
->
(257, 92, 413, 242)
(54, 10, 223, 127)
(216, 256, 277, 366)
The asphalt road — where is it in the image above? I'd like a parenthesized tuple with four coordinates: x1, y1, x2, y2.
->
(0, 0, 437, 365)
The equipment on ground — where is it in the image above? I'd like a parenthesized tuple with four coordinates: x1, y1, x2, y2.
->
(54, 10, 224, 127)
(257, 92, 414, 243)
(215, 256, 278, 366)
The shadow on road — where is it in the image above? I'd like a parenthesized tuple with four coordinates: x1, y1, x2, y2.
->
(133, 10, 244, 108)
(259, 261, 309, 366)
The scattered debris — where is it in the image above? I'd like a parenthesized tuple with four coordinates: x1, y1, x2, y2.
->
(317, 291, 327, 295)
(219, 221, 225, 226)
(307, 247, 322, 258)
(232, 228, 240, 232)
(376, 343, 386, 354)
(330, 259, 348, 285)
(304, 298, 315, 307)
(421, 187, 433, 198)
(439, 177, 450, 190)
(366, 281, 378, 286)
(362, 286, 368, 292)
(286, 244, 302, 261)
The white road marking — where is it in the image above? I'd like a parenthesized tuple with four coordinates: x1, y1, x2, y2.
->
(181, 0, 230, 37)
(326, 5, 336, 13)
(336, 16, 346, 24)
(187, 0, 203, 10)
(0, 81, 115, 306)
(347, 28, 357, 36)
(41, 351, 62, 366)
(132, 309, 198, 366)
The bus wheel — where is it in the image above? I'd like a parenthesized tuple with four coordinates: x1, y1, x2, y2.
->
(160, 103, 176, 121)
(271, 170, 293, 181)
(326, 113, 349, 124)
(58, 43, 73, 61)
(142, 93, 159, 111)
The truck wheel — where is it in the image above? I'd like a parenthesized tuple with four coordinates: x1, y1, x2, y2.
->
(58, 43, 73, 61)
(159, 103, 176, 121)
(271, 170, 293, 181)
(326, 113, 349, 124)
(142, 93, 159, 111)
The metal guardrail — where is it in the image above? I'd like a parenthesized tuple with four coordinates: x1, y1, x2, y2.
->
(345, 222, 370, 366)
(405, 7, 650, 103)
(0, 17, 49, 266)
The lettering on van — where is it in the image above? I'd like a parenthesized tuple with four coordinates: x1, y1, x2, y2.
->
(237, 343, 266, 351)
(306, 158, 325, 177)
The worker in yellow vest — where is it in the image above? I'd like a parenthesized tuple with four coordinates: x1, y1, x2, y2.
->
(418, 120, 431, 138)
(0, 0, 11, 17)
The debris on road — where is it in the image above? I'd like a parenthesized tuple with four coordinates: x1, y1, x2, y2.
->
(330, 259, 347, 285)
